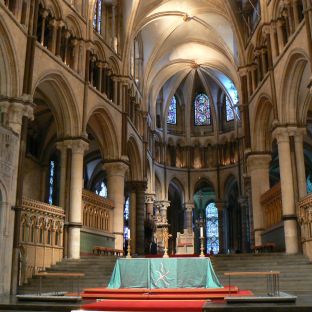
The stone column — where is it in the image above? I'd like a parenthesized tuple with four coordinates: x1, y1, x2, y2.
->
(184, 202, 194, 233)
(238, 196, 249, 253)
(136, 182, 146, 255)
(67, 139, 89, 259)
(215, 201, 224, 254)
(48, 19, 58, 54)
(104, 161, 128, 251)
(40, 10, 49, 45)
(251, 65, 257, 92)
(247, 154, 271, 246)
(56, 142, 68, 209)
(273, 127, 299, 254)
(290, 127, 307, 199)
(270, 23, 278, 59)
(145, 193, 155, 220)
(159, 200, 170, 224)
(293, 0, 300, 28)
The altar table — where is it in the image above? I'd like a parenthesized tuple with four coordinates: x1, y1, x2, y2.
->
(108, 257, 222, 289)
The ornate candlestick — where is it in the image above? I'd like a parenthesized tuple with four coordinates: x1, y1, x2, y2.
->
(200, 236, 205, 257)
(162, 227, 172, 258)
(126, 239, 132, 258)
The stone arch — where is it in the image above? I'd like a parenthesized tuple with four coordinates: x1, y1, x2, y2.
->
(86, 106, 119, 160)
(127, 136, 142, 181)
(193, 178, 215, 202)
(109, 56, 120, 75)
(280, 51, 309, 124)
(168, 177, 185, 204)
(252, 95, 274, 152)
(0, 15, 19, 97)
(65, 14, 83, 38)
(0, 179, 8, 232)
(32, 72, 81, 138)
(46, 0, 63, 19)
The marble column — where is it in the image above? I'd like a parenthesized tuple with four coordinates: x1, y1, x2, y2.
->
(247, 154, 271, 246)
(67, 139, 89, 259)
(104, 161, 128, 251)
(273, 127, 299, 254)
(215, 201, 224, 254)
(184, 202, 194, 234)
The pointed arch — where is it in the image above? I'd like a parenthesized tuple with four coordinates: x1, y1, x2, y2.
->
(127, 136, 142, 181)
(168, 177, 185, 204)
(32, 72, 81, 137)
(252, 94, 274, 152)
(0, 15, 19, 97)
(86, 106, 119, 160)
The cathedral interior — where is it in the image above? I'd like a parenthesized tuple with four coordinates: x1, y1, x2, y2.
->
(1, 0, 312, 298)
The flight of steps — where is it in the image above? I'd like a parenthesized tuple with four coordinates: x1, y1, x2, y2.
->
(18, 256, 117, 295)
(211, 253, 312, 296)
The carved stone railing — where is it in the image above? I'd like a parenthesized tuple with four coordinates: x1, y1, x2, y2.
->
(260, 182, 282, 229)
(297, 193, 312, 242)
(20, 198, 65, 282)
(82, 189, 114, 232)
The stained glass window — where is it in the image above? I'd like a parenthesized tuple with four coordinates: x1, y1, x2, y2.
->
(226, 97, 234, 121)
(206, 202, 219, 253)
(96, 181, 108, 198)
(93, 0, 102, 33)
(124, 197, 130, 241)
(48, 160, 55, 205)
(194, 93, 211, 126)
(167, 96, 177, 124)
(307, 175, 312, 193)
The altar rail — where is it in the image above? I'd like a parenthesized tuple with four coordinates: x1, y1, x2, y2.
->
(260, 182, 282, 229)
(20, 198, 65, 282)
(82, 189, 113, 232)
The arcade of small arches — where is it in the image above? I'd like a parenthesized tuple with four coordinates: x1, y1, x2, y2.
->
(1, 0, 312, 296)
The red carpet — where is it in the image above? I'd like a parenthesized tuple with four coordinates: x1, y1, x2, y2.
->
(82, 299, 206, 311)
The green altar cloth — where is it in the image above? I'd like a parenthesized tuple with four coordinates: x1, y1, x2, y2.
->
(108, 257, 222, 289)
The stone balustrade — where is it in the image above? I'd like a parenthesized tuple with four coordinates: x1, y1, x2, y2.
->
(82, 189, 114, 232)
(20, 197, 65, 282)
(260, 182, 282, 229)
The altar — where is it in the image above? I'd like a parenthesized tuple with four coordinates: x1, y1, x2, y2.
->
(107, 257, 222, 289)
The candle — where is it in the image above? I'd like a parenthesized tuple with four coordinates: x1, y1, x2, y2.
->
(128, 228, 130, 239)
(200, 226, 203, 238)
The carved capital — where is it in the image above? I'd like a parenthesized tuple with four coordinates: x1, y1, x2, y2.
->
(184, 202, 195, 211)
(272, 126, 289, 143)
(247, 153, 272, 171)
(145, 193, 156, 204)
(103, 161, 129, 177)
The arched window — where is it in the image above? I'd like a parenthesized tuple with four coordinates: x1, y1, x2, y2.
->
(206, 202, 219, 254)
(226, 97, 234, 121)
(194, 93, 211, 126)
(124, 197, 129, 241)
(48, 159, 56, 205)
(167, 96, 177, 125)
(96, 181, 108, 198)
(93, 0, 103, 33)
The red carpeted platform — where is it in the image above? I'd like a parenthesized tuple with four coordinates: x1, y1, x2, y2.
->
(82, 299, 207, 311)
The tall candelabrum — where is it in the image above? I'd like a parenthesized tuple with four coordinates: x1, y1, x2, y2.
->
(198, 214, 205, 257)
(126, 228, 131, 258)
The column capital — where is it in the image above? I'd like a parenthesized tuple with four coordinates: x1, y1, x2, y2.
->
(58, 138, 89, 154)
(262, 24, 271, 36)
(238, 66, 249, 76)
(159, 200, 170, 210)
(272, 126, 290, 143)
(184, 202, 195, 210)
(287, 126, 306, 142)
(247, 153, 272, 171)
(104, 160, 129, 177)
(145, 193, 156, 204)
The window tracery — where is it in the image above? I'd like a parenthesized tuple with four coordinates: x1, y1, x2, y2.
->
(206, 202, 219, 253)
(167, 96, 177, 125)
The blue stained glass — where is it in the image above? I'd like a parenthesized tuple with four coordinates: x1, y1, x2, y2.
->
(93, 0, 102, 33)
(96, 181, 107, 198)
(48, 160, 55, 205)
(206, 202, 219, 253)
(307, 175, 312, 193)
(124, 197, 130, 240)
(194, 93, 211, 126)
(167, 96, 177, 124)
(226, 97, 234, 121)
